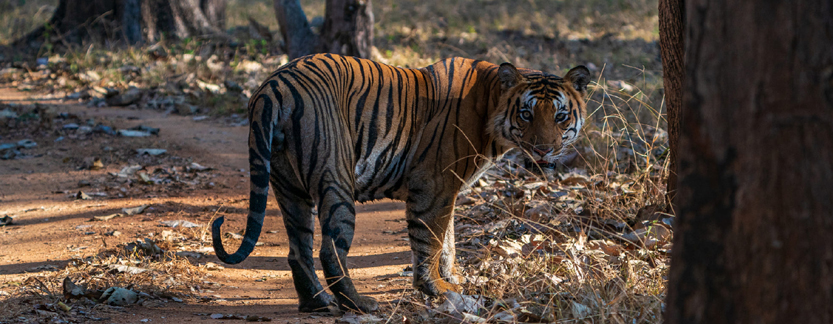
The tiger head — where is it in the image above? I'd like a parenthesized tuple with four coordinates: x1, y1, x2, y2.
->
(490, 63, 590, 167)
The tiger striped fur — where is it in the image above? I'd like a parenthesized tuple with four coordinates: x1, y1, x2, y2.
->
(212, 53, 590, 312)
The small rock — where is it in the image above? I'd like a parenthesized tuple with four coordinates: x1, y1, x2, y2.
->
(437, 291, 483, 315)
(115, 164, 143, 177)
(75, 191, 92, 200)
(100, 287, 139, 306)
(0, 109, 18, 119)
(92, 86, 118, 97)
(93, 124, 116, 135)
(77, 126, 93, 134)
(66, 91, 90, 100)
(17, 139, 37, 148)
(128, 125, 160, 135)
(122, 205, 148, 215)
(0, 215, 13, 226)
(90, 158, 104, 170)
(94, 213, 122, 221)
(78, 71, 101, 82)
(160, 220, 201, 228)
(225, 232, 244, 240)
(117, 129, 151, 137)
(187, 162, 212, 172)
(136, 148, 167, 156)
(106, 87, 143, 106)
(62, 277, 87, 299)
(236, 60, 263, 74)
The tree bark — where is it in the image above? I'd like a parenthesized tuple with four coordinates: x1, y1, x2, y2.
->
(14, 0, 227, 50)
(658, 0, 683, 211)
(318, 0, 373, 59)
(273, 0, 374, 59)
(665, 1, 833, 323)
(273, 0, 318, 59)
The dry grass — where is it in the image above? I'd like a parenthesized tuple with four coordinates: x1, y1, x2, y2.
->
(373, 77, 669, 323)
(0, 0, 57, 47)
(1, 0, 668, 322)
(1, 0, 664, 126)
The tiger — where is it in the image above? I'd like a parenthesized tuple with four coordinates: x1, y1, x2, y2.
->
(212, 53, 589, 313)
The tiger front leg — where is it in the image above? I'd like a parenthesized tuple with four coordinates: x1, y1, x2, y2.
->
(406, 197, 462, 296)
(439, 217, 461, 285)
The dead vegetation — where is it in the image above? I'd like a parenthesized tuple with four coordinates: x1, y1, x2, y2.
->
(0, 234, 222, 323)
(1, 0, 667, 323)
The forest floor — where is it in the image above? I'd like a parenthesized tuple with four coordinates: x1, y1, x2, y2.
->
(0, 1, 671, 322)
(0, 87, 414, 323)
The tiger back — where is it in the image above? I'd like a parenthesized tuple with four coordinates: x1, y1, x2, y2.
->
(212, 53, 590, 312)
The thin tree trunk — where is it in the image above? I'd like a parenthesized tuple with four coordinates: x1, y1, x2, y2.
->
(169, 0, 227, 39)
(318, 0, 373, 58)
(121, 0, 142, 44)
(273, 0, 318, 59)
(665, 0, 833, 323)
(201, 0, 226, 30)
(273, 0, 373, 59)
(658, 0, 683, 211)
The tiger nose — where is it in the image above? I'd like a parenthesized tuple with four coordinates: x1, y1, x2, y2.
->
(533, 146, 553, 156)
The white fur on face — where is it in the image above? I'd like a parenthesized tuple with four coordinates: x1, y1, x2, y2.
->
(542, 94, 583, 164)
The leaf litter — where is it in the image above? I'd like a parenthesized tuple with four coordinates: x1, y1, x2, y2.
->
(0, 225, 231, 323)
(385, 130, 671, 323)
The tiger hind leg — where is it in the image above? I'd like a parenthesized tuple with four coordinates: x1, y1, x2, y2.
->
(315, 175, 379, 312)
(271, 167, 332, 312)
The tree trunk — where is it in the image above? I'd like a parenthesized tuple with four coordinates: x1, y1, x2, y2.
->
(14, 0, 227, 50)
(273, 0, 318, 59)
(273, 0, 374, 59)
(665, 1, 833, 323)
(658, 0, 683, 211)
(318, 0, 373, 58)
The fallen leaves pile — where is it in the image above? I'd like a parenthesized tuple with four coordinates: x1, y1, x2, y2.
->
(0, 40, 284, 122)
(377, 136, 670, 323)
(0, 236, 225, 323)
(69, 160, 220, 200)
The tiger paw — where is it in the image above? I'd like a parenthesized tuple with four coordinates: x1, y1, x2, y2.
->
(298, 292, 334, 313)
(336, 295, 379, 313)
(415, 277, 461, 296)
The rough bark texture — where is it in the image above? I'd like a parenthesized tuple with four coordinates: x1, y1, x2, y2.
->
(665, 1, 833, 323)
(274, 0, 374, 59)
(14, 0, 227, 49)
(273, 0, 318, 59)
(318, 0, 373, 58)
(658, 0, 683, 210)
(13, 0, 119, 49)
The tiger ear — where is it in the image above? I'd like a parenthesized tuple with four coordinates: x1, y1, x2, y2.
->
(498, 63, 522, 90)
(565, 65, 591, 95)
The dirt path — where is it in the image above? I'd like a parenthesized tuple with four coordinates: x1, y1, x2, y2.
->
(0, 87, 412, 323)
